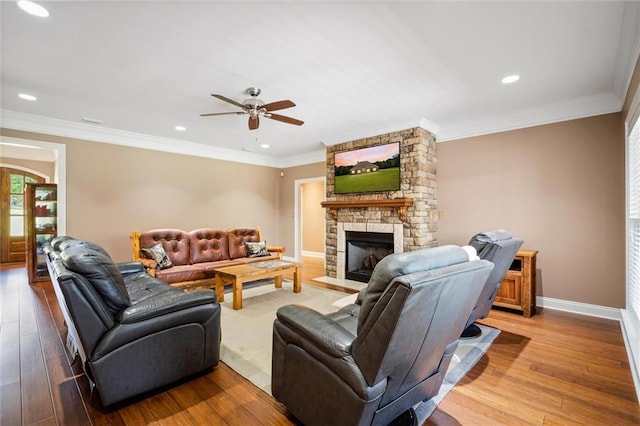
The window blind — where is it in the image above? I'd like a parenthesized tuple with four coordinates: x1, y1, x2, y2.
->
(628, 120, 640, 321)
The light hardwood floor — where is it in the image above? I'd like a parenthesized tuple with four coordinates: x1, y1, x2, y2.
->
(1, 258, 639, 425)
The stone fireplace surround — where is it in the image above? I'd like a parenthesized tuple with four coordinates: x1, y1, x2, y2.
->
(323, 126, 438, 281)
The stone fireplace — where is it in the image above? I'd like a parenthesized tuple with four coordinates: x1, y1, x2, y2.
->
(323, 127, 438, 280)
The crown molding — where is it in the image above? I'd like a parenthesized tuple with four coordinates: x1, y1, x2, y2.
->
(0, 109, 322, 168)
(320, 117, 439, 147)
(436, 92, 622, 142)
(614, 1, 640, 106)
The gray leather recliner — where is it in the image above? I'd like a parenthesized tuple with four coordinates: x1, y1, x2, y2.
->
(45, 236, 221, 406)
(271, 245, 493, 426)
(461, 230, 524, 338)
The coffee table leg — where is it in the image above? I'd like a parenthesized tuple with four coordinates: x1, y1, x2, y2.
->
(233, 278, 243, 310)
(214, 274, 224, 302)
(274, 275, 283, 288)
(293, 266, 302, 293)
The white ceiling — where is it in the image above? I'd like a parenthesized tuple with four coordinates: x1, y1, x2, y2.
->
(2, 1, 640, 167)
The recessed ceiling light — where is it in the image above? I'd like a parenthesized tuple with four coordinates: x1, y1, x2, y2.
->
(261, 144, 270, 149)
(175, 125, 186, 131)
(501, 74, 520, 84)
(17, 1, 49, 18)
(18, 93, 37, 101)
(82, 117, 103, 124)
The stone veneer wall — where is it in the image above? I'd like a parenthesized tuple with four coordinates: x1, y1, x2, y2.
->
(325, 127, 438, 278)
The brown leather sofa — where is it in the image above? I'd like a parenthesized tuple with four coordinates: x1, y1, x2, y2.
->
(130, 227, 285, 290)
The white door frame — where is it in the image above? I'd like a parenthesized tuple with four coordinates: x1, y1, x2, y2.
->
(0, 136, 67, 236)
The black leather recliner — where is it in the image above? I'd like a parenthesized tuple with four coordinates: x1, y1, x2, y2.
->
(45, 236, 221, 406)
(461, 229, 524, 338)
(271, 245, 493, 426)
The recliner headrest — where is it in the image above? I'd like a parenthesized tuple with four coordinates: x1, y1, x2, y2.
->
(357, 245, 471, 330)
(469, 229, 513, 245)
(61, 246, 130, 315)
(51, 235, 76, 251)
(58, 238, 112, 258)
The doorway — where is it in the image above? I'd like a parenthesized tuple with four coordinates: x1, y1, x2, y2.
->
(0, 136, 67, 266)
(0, 167, 46, 263)
(294, 177, 326, 261)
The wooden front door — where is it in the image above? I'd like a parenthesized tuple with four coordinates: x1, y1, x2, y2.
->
(0, 168, 44, 264)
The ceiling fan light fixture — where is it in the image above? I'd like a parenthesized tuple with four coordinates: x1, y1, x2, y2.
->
(203, 88, 303, 130)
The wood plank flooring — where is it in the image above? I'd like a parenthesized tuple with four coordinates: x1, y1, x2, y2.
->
(1, 258, 639, 425)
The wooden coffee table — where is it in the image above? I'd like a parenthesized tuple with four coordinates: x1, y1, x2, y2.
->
(213, 260, 302, 310)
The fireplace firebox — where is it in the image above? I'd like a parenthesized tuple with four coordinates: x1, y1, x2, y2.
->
(345, 231, 394, 282)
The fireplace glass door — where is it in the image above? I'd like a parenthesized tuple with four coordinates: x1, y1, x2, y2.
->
(345, 231, 394, 282)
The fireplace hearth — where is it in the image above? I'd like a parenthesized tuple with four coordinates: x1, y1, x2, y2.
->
(345, 231, 394, 282)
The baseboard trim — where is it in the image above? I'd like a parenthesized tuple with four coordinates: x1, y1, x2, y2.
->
(301, 250, 325, 259)
(621, 309, 640, 403)
(536, 296, 622, 321)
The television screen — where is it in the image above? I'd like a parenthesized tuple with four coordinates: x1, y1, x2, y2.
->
(334, 142, 401, 194)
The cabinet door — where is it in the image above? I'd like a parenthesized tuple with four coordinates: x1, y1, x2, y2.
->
(26, 183, 57, 283)
(495, 271, 522, 307)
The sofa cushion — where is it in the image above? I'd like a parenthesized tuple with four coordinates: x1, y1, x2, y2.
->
(140, 229, 190, 266)
(155, 264, 207, 285)
(235, 253, 281, 265)
(189, 229, 230, 263)
(125, 272, 178, 304)
(227, 228, 260, 259)
(61, 246, 131, 315)
(245, 241, 268, 257)
(200, 260, 244, 276)
(141, 243, 173, 270)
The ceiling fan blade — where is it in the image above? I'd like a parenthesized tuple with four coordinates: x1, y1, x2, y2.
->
(248, 116, 259, 130)
(261, 100, 296, 112)
(267, 113, 304, 126)
(200, 111, 245, 117)
(212, 94, 246, 109)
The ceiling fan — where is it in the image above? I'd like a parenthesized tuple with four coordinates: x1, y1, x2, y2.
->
(200, 87, 304, 130)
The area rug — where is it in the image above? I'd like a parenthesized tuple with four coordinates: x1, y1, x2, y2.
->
(219, 280, 348, 393)
(218, 280, 499, 421)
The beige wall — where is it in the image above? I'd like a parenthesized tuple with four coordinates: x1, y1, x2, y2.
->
(1, 109, 629, 309)
(301, 180, 325, 253)
(437, 113, 625, 308)
(1, 129, 282, 263)
(279, 162, 326, 257)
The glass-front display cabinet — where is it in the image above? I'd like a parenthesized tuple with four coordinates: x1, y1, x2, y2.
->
(25, 183, 57, 283)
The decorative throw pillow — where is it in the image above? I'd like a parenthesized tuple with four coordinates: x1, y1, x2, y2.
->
(245, 241, 268, 258)
(141, 243, 173, 269)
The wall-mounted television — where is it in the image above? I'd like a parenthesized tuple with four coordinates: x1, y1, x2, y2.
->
(334, 142, 401, 194)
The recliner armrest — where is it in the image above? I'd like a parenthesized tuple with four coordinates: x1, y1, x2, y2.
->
(276, 304, 354, 357)
(120, 289, 217, 323)
(116, 261, 145, 276)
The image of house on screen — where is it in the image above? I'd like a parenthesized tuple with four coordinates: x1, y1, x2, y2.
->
(350, 161, 379, 174)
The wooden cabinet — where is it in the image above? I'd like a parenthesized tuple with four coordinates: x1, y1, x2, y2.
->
(25, 183, 57, 284)
(493, 249, 538, 317)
